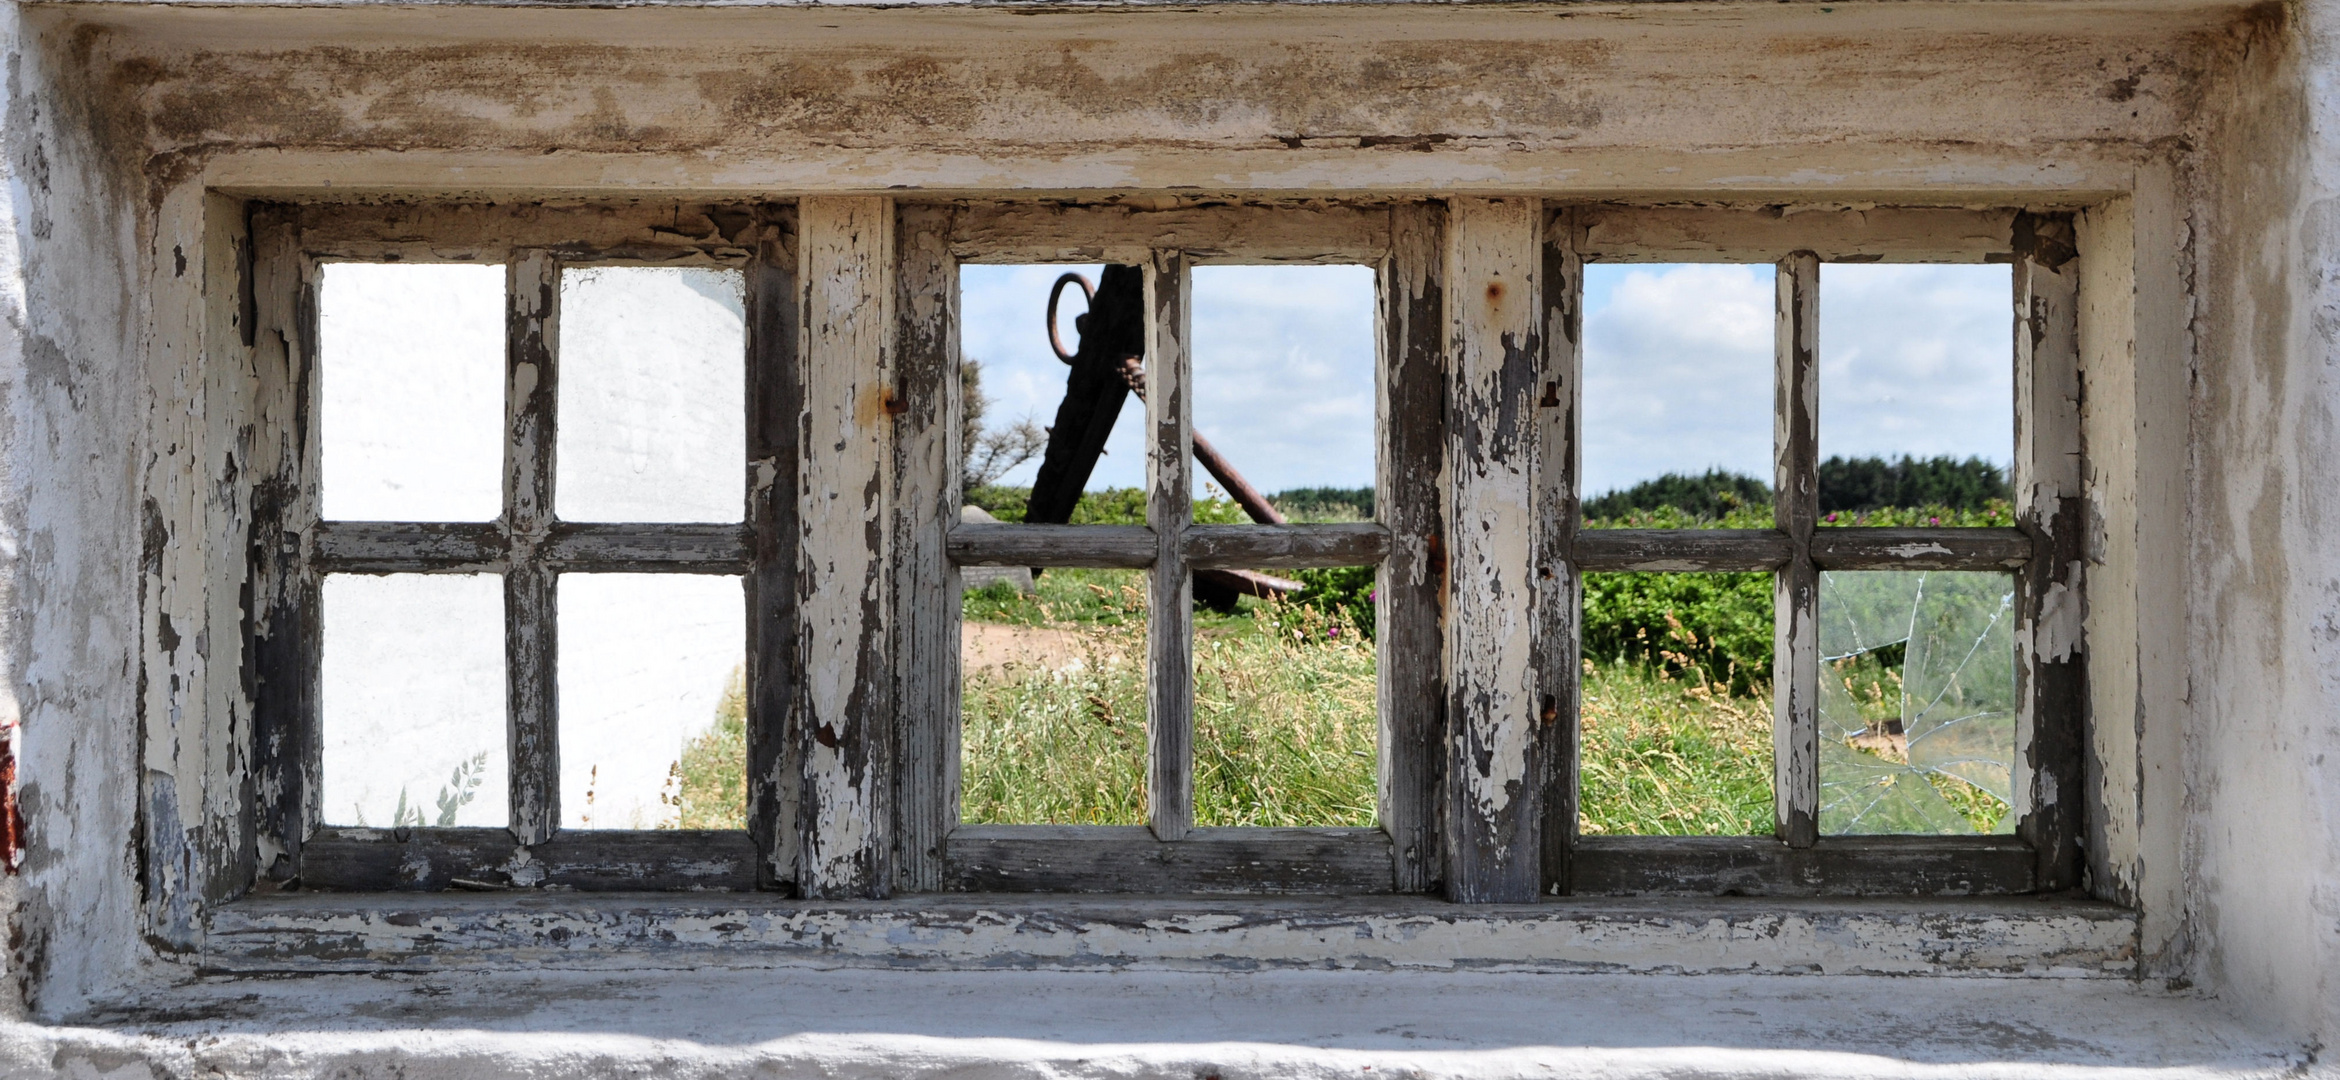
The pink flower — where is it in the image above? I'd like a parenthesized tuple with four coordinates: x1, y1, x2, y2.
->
(1825, 512, 1837, 523)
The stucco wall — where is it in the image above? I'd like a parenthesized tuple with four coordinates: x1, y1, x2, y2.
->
(4, 0, 2338, 1058)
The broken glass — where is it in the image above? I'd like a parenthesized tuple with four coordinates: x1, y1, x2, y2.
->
(1818, 570, 2017, 834)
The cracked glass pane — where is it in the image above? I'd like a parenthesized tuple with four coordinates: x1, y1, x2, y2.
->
(1818, 570, 2017, 835)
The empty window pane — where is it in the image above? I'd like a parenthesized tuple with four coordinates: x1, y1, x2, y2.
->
(958, 263, 1139, 523)
(1817, 264, 2014, 527)
(556, 266, 746, 523)
(319, 263, 505, 522)
(960, 566, 1148, 825)
(1192, 565, 1378, 828)
(1818, 570, 2018, 835)
(1581, 264, 1776, 529)
(1191, 264, 1378, 525)
(1578, 571, 1774, 836)
(321, 573, 507, 828)
(558, 573, 745, 830)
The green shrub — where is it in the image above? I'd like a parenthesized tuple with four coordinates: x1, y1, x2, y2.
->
(1582, 571, 1774, 696)
(1582, 469, 1771, 522)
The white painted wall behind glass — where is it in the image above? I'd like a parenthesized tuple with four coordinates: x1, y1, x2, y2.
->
(558, 573, 744, 830)
(319, 263, 506, 522)
(556, 266, 746, 523)
(320, 573, 510, 828)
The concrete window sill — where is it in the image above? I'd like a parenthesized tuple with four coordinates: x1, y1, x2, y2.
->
(29, 964, 2299, 1080)
(200, 892, 2140, 978)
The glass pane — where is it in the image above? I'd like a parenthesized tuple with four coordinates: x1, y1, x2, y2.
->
(1191, 265, 1378, 525)
(1818, 570, 2018, 835)
(1817, 264, 2015, 527)
(558, 573, 746, 830)
(319, 263, 505, 522)
(1580, 263, 1774, 529)
(1192, 565, 1378, 827)
(960, 567, 1148, 824)
(321, 573, 507, 828)
(957, 263, 1139, 524)
(1578, 571, 1774, 836)
(556, 266, 746, 523)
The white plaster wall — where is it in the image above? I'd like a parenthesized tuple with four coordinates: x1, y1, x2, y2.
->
(0, 0, 154, 1018)
(2185, 0, 2340, 1049)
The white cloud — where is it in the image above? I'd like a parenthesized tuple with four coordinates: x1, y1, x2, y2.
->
(1582, 263, 1776, 498)
(959, 263, 1377, 496)
(1818, 263, 2013, 468)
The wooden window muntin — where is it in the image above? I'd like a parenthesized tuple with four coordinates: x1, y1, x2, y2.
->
(1550, 205, 2083, 896)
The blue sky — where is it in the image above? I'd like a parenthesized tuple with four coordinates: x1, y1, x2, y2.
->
(961, 261, 2014, 500)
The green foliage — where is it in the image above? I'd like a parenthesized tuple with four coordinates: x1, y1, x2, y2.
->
(1582, 572, 1774, 696)
(1577, 661, 1775, 836)
(1818, 455, 2008, 513)
(1582, 469, 1771, 522)
(1272, 486, 1375, 522)
(960, 485, 1242, 526)
(1290, 565, 1376, 641)
(1584, 503, 1775, 530)
(673, 668, 747, 830)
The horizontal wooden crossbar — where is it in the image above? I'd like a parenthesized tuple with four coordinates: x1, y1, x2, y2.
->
(944, 826, 1395, 895)
(1569, 835, 2036, 896)
(301, 828, 757, 892)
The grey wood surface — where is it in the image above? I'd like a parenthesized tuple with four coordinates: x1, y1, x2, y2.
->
(1145, 251, 1195, 843)
(944, 826, 1394, 895)
(1378, 202, 1446, 895)
(1771, 251, 1822, 850)
(2014, 212, 2088, 893)
(504, 252, 560, 848)
(1571, 835, 2036, 896)
(893, 205, 959, 894)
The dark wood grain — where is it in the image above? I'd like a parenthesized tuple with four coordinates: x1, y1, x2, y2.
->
(504, 252, 560, 848)
(300, 828, 757, 892)
(1809, 527, 2031, 571)
(541, 523, 751, 571)
(948, 524, 1156, 568)
(1182, 523, 1390, 568)
(1379, 202, 1446, 895)
(1572, 529, 1793, 572)
(893, 205, 958, 894)
(746, 211, 802, 893)
(1772, 251, 1821, 849)
(1538, 208, 1583, 898)
(1571, 835, 2036, 897)
(945, 826, 1393, 895)
(2014, 212, 2088, 893)
(1145, 252, 1194, 843)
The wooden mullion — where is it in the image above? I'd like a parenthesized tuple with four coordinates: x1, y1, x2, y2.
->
(746, 207, 802, 892)
(1772, 251, 1821, 849)
(503, 252, 560, 847)
(1182, 523, 1390, 568)
(1145, 250, 1194, 843)
(2013, 212, 2087, 892)
(251, 212, 319, 886)
(893, 204, 958, 893)
(1539, 207, 1584, 897)
(945, 826, 1394, 895)
(1570, 835, 2035, 896)
(1441, 198, 1545, 903)
(948, 524, 1157, 568)
(1379, 202, 1446, 894)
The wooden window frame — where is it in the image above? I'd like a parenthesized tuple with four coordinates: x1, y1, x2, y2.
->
(248, 201, 799, 892)
(905, 202, 1441, 895)
(244, 198, 2082, 901)
(1547, 205, 2086, 896)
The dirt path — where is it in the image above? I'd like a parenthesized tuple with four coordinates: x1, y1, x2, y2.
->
(961, 622, 1091, 678)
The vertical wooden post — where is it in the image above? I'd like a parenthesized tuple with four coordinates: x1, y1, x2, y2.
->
(1772, 252, 1822, 849)
(795, 197, 897, 898)
(1146, 250, 1194, 843)
(504, 251, 560, 847)
(1441, 197, 1544, 903)
(248, 210, 320, 883)
(892, 205, 959, 892)
(1379, 203, 1446, 893)
(1537, 208, 1585, 896)
(2014, 212, 2087, 891)
(747, 207, 802, 891)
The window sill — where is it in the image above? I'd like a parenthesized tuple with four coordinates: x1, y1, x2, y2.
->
(203, 891, 2136, 978)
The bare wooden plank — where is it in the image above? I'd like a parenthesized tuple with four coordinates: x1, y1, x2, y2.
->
(948, 202, 1392, 265)
(1571, 529, 1793, 572)
(795, 197, 896, 899)
(1441, 197, 1545, 903)
(1772, 251, 1821, 850)
(1538, 207, 1584, 898)
(1183, 523, 1391, 568)
(540, 523, 752, 571)
(504, 252, 560, 848)
(893, 204, 958, 894)
(310, 521, 505, 572)
(948, 524, 1157, 568)
(300, 829, 756, 892)
(1378, 202, 1446, 895)
(1579, 206, 2018, 263)
(944, 826, 1393, 895)
(287, 201, 764, 265)
(2013, 212, 2088, 893)
(1146, 250, 1195, 844)
(249, 211, 319, 889)
(745, 209, 802, 893)
(1810, 527, 2032, 571)
(1570, 835, 2036, 897)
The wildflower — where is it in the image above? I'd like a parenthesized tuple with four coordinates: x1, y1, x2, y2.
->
(1825, 512, 1837, 523)
(1928, 515, 1940, 525)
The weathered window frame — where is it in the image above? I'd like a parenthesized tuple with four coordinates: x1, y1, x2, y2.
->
(243, 198, 2082, 901)
(1547, 205, 2086, 896)
(909, 202, 1437, 895)
(248, 201, 799, 892)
